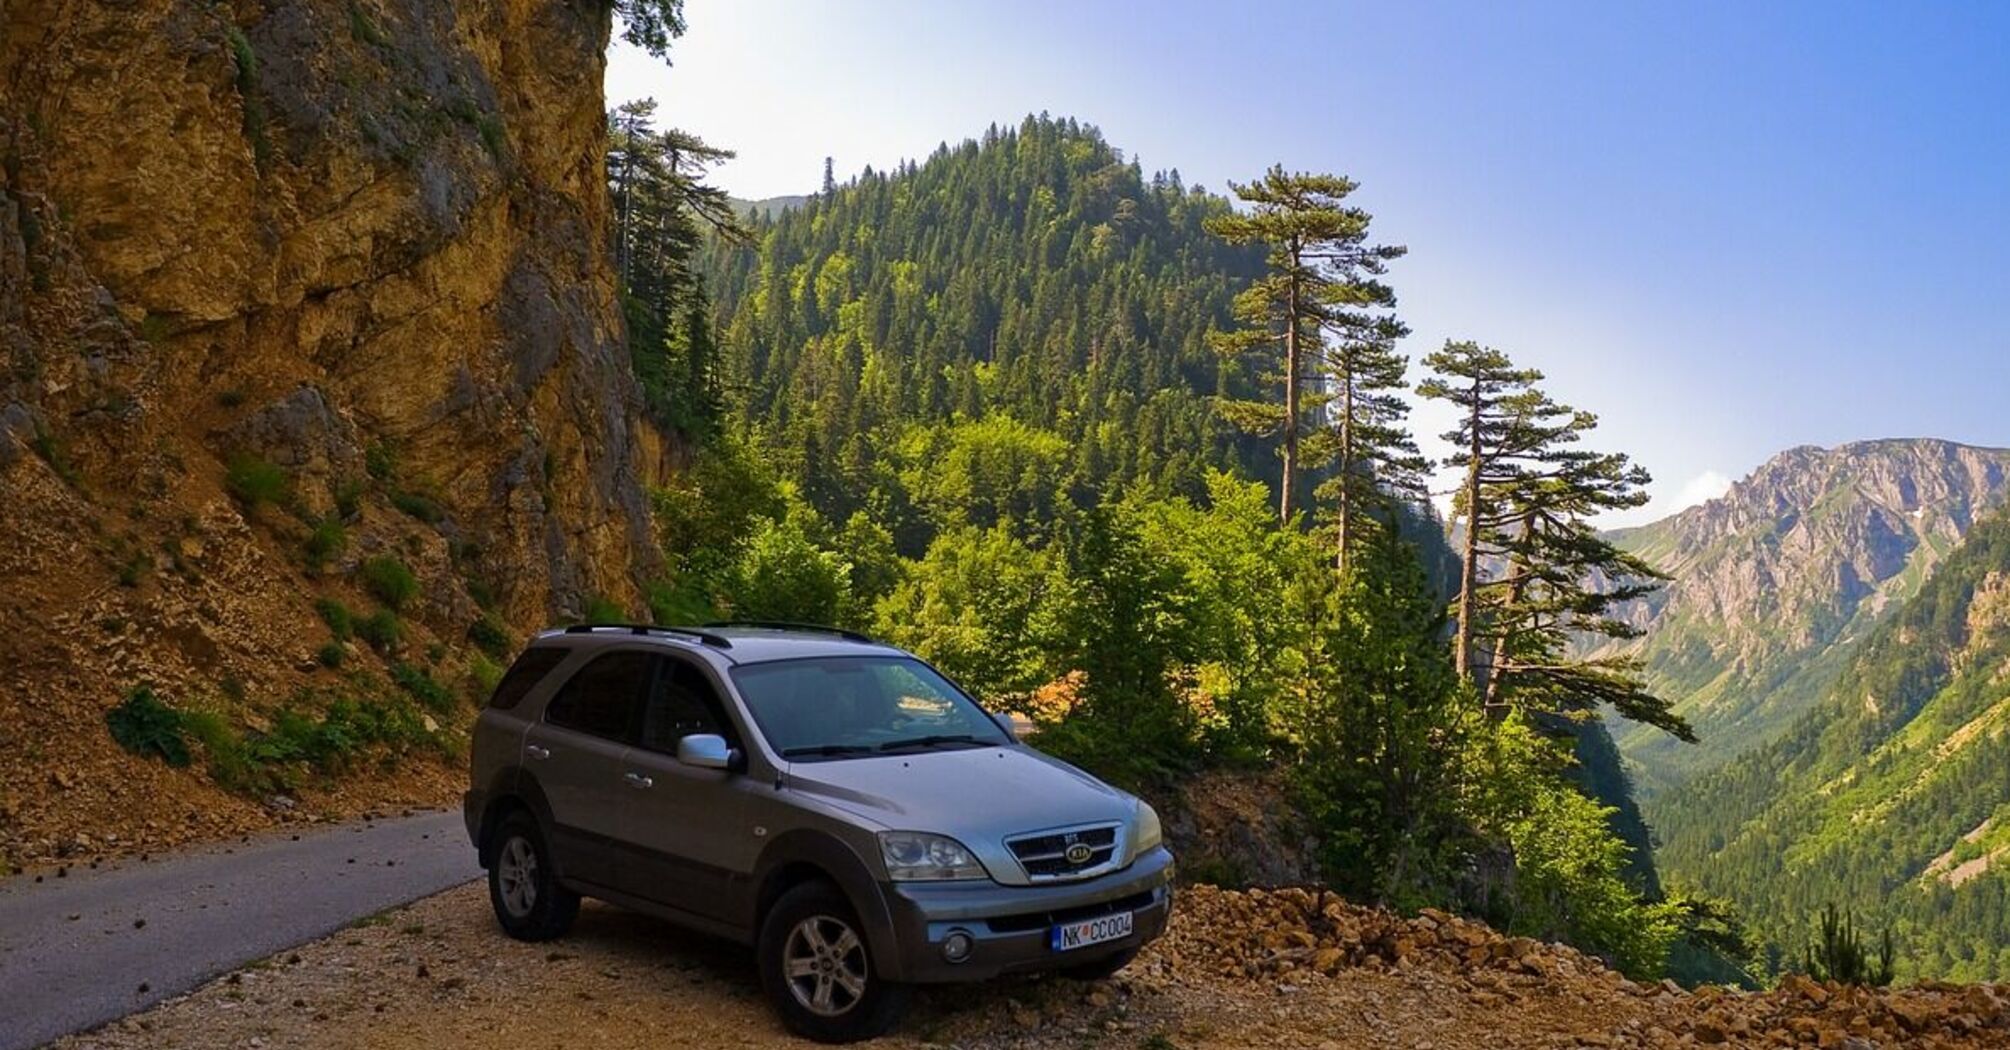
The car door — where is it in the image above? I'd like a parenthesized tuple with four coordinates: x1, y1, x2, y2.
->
(618, 654, 756, 922)
(524, 647, 652, 892)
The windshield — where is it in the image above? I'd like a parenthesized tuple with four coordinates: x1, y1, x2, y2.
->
(729, 656, 1009, 759)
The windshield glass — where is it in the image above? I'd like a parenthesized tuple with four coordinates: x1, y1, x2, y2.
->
(729, 656, 1009, 759)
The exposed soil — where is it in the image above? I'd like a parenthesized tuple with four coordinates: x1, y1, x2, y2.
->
(55, 883, 2010, 1050)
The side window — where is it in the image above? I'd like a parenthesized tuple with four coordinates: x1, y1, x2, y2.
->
(640, 656, 734, 753)
(545, 650, 652, 742)
(487, 648, 570, 711)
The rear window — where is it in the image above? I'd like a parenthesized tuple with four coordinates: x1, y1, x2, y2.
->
(486, 648, 570, 711)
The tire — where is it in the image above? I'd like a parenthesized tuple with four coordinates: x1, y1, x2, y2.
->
(758, 881, 909, 1043)
(1061, 945, 1139, 981)
(486, 811, 579, 941)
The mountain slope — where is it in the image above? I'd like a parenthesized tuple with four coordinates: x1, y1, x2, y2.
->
(1607, 439, 2010, 792)
(1653, 508, 2010, 980)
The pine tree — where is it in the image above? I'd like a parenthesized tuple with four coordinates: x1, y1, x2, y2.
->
(1310, 313, 1427, 572)
(1206, 167, 1405, 525)
(1419, 340, 1691, 739)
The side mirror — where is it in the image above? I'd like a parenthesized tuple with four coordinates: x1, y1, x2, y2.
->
(677, 733, 739, 771)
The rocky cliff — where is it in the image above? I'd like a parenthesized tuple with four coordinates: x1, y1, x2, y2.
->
(1605, 439, 2010, 791)
(0, 0, 664, 864)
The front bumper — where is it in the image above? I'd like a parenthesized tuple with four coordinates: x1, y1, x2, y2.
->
(879, 845, 1175, 983)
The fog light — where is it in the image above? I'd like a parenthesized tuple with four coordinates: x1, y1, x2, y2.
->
(942, 930, 974, 963)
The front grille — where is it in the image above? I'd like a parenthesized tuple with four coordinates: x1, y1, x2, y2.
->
(1006, 824, 1121, 881)
(984, 889, 1157, 934)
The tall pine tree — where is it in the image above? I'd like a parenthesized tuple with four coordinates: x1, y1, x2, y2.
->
(1419, 340, 1691, 739)
(1206, 167, 1405, 526)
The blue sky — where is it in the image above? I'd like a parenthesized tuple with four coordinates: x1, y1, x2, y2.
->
(606, 1, 2010, 525)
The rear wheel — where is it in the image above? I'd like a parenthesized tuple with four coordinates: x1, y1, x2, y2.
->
(758, 881, 908, 1043)
(486, 812, 578, 941)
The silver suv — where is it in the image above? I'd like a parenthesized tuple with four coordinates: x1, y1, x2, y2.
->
(464, 623, 1174, 1042)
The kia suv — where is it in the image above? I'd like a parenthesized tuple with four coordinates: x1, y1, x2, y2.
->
(463, 622, 1174, 1042)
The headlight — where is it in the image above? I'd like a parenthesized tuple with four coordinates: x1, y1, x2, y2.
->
(878, 831, 987, 881)
(1130, 801, 1163, 857)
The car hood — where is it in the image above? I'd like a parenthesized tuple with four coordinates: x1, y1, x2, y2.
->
(783, 745, 1134, 844)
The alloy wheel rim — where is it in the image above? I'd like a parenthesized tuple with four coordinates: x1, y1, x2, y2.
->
(783, 914, 867, 1016)
(497, 835, 539, 918)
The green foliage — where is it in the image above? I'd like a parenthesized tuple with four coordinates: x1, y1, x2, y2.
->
(346, 1, 388, 46)
(390, 662, 454, 716)
(356, 609, 403, 651)
(29, 426, 78, 484)
(225, 454, 289, 510)
(874, 524, 1065, 704)
(581, 594, 627, 623)
(467, 614, 511, 660)
(364, 442, 397, 481)
(106, 687, 191, 767)
(727, 510, 852, 626)
(1800, 904, 1896, 986)
(389, 489, 444, 524)
(304, 517, 347, 570)
(316, 598, 355, 642)
(316, 641, 347, 669)
(225, 27, 271, 170)
(360, 555, 419, 611)
(613, 0, 686, 60)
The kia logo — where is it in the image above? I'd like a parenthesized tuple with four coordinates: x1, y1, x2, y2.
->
(1064, 843, 1094, 864)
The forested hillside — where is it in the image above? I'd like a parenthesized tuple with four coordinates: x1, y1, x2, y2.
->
(1654, 508, 2010, 980)
(701, 115, 1273, 534)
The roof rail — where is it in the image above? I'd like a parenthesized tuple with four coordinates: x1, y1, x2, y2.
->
(701, 620, 878, 644)
(561, 623, 734, 649)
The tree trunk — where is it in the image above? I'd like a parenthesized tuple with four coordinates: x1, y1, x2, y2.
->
(1453, 379, 1483, 682)
(1280, 253, 1300, 525)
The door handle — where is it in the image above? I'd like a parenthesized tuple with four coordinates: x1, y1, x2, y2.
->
(624, 772, 654, 789)
(525, 745, 551, 760)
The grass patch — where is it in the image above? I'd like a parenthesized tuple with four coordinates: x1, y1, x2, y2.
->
(357, 609, 404, 652)
(316, 598, 355, 642)
(30, 427, 78, 485)
(106, 687, 192, 767)
(361, 555, 419, 611)
(316, 641, 347, 669)
(225, 454, 289, 510)
(467, 654, 504, 703)
(305, 517, 347, 571)
(334, 477, 366, 519)
(389, 489, 444, 524)
(364, 442, 396, 481)
(346, 1, 389, 46)
(225, 26, 272, 170)
(137, 313, 172, 344)
(467, 614, 511, 659)
(391, 662, 454, 715)
(582, 594, 626, 623)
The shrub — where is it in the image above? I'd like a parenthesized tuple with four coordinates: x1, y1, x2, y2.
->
(364, 442, 396, 481)
(315, 598, 354, 641)
(182, 709, 279, 797)
(106, 687, 191, 767)
(316, 641, 347, 668)
(390, 489, 444, 524)
(1801, 903, 1896, 986)
(582, 593, 627, 623)
(305, 517, 347, 570)
(391, 662, 454, 715)
(361, 555, 419, 611)
(467, 654, 504, 702)
(356, 609, 403, 651)
(225, 454, 289, 509)
(467, 614, 511, 660)
(333, 477, 366, 519)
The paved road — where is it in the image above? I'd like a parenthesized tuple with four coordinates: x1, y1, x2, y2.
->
(0, 810, 478, 1050)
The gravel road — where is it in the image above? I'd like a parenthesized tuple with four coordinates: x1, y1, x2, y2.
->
(0, 810, 476, 1050)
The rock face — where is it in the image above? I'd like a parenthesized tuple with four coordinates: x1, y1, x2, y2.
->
(1605, 439, 2010, 791)
(0, 1, 664, 861)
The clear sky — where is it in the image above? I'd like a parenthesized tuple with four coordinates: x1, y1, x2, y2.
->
(606, 1, 2010, 526)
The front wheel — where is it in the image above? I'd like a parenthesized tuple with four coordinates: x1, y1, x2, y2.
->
(486, 812, 579, 941)
(758, 881, 909, 1043)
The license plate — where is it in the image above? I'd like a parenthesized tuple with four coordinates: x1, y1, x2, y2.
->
(1051, 910, 1134, 952)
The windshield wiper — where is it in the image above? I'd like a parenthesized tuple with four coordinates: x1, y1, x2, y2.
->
(780, 743, 874, 758)
(875, 734, 988, 753)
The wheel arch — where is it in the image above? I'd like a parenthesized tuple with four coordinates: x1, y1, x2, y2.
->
(753, 829, 906, 980)
(475, 775, 556, 869)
